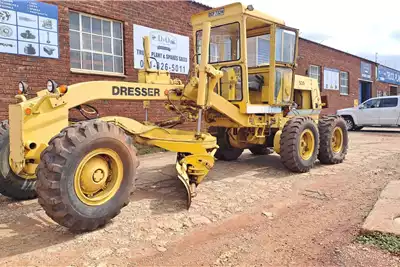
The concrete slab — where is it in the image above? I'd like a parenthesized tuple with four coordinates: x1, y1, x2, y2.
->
(362, 180, 400, 235)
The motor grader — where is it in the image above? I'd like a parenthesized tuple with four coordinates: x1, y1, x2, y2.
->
(0, 2, 348, 231)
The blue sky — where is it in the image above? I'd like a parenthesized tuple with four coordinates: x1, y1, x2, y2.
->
(196, 0, 400, 70)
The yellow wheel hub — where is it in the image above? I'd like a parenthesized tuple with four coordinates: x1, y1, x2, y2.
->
(74, 148, 123, 206)
(331, 127, 343, 153)
(8, 157, 36, 180)
(299, 129, 315, 160)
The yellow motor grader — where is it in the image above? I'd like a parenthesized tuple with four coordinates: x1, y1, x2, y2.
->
(0, 2, 348, 231)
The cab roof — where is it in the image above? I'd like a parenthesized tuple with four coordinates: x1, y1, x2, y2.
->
(191, 2, 285, 26)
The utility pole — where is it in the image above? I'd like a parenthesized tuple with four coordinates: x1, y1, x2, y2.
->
(375, 52, 378, 63)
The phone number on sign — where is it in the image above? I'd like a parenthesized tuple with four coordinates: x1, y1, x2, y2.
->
(140, 60, 186, 74)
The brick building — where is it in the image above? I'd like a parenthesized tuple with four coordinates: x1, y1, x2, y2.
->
(0, 0, 398, 122)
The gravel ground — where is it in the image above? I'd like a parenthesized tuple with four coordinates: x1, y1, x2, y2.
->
(0, 128, 400, 266)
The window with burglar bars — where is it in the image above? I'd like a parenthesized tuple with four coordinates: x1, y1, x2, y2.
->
(308, 65, 321, 87)
(69, 12, 124, 74)
(340, 71, 349, 95)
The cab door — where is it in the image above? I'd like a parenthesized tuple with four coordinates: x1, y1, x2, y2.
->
(358, 98, 381, 125)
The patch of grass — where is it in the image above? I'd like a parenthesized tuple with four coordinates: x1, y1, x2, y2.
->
(356, 231, 400, 254)
(134, 143, 167, 156)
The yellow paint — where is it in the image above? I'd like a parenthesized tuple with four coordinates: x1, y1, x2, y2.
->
(74, 148, 123, 206)
(299, 129, 315, 160)
(273, 130, 282, 154)
(8, 1, 325, 196)
(332, 127, 343, 153)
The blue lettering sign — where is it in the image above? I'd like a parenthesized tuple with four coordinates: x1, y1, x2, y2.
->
(377, 65, 400, 86)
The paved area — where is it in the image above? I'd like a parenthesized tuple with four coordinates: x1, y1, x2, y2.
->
(362, 180, 400, 235)
(0, 128, 399, 266)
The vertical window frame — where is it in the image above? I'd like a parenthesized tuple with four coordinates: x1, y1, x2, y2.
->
(339, 71, 349, 95)
(309, 65, 321, 88)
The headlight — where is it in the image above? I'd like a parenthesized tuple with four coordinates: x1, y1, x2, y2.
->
(47, 79, 57, 93)
(18, 81, 28, 94)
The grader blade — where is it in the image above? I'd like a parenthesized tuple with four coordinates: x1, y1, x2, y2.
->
(176, 161, 193, 209)
(175, 152, 216, 208)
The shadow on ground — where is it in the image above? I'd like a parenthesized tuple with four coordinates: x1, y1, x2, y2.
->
(132, 152, 296, 215)
(0, 207, 76, 259)
(0, 152, 299, 258)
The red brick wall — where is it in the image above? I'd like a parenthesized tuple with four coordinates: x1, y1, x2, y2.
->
(376, 82, 391, 96)
(296, 38, 376, 114)
(0, 0, 208, 130)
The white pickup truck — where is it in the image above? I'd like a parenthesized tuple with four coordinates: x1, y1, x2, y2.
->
(336, 96, 400, 130)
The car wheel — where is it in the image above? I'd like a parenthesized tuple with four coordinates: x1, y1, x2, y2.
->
(343, 117, 354, 131)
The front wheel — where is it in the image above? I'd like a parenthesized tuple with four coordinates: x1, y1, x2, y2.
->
(280, 117, 319, 173)
(36, 120, 139, 232)
(0, 120, 37, 200)
(318, 115, 348, 164)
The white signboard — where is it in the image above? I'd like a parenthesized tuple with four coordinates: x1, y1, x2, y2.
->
(323, 68, 339, 90)
(133, 24, 189, 75)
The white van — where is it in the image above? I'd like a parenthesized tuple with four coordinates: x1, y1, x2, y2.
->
(336, 96, 400, 130)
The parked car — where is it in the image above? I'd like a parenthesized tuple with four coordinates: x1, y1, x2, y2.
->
(336, 96, 400, 131)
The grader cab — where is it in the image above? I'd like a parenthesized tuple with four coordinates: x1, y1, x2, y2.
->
(0, 2, 348, 231)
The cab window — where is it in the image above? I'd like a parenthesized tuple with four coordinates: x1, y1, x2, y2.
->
(276, 28, 296, 64)
(247, 34, 270, 67)
(196, 23, 240, 64)
(246, 27, 296, 67)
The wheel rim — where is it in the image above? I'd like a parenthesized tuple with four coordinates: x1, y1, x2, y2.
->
(331, 127, 343, 153)
(298, 129, 315, 160)
(8, 156, 36, 180)
(345, 119, 353, 130)
(74, 148, 123, 206)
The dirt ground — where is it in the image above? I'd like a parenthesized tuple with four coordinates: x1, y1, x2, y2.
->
(1, 128, 400, 266)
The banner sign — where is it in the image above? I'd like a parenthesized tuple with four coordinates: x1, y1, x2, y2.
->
(377, 65, 400, 86)
(323, 67, 339, 90)
(360, 61, 372, 80)
(133, 24, 189, 75)
(0, 0, 58, 58)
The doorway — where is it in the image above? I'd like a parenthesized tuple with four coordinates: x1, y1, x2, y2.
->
(359, 81, 372, 103)
(390, 86, 398, 96)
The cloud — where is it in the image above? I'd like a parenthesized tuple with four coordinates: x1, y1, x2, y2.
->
(301, 32, 332, 43)
(390, 30, 400, 41)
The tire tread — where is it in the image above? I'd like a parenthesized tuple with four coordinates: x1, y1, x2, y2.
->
(36, 120, 138, 232)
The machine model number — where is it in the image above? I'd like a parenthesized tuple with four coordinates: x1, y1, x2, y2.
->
(112, 86, 160, 97)
(208, 8, 224, 17)
(299, 81, 305, 85)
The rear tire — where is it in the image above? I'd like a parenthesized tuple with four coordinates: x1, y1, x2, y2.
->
(318, 115, 348, 164)
(280, 117, 319, 173)
(36, 120, 139, 232)
(0, 120, 37, 200)
(209, 127, 243, 161)
(249, 145, 273, 155)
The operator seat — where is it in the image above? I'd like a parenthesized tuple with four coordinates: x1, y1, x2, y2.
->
(248, 74, 264, 91)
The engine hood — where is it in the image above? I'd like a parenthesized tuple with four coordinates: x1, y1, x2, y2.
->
(336, 107, 357, 114)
